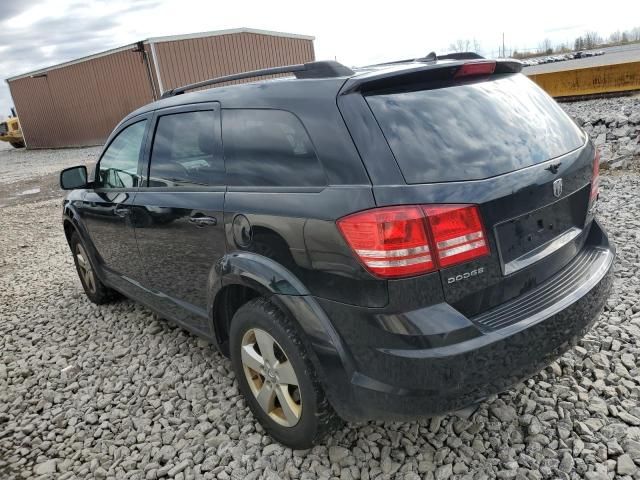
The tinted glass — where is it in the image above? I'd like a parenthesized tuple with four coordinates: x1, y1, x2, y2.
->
(98, 120, 146, 188)
(223, 109, 326, 187)
(366, 74, 585, 184)
(148, 110, 222, 187)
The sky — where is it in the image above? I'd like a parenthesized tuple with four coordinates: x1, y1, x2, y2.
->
(0, 0, 639, 116)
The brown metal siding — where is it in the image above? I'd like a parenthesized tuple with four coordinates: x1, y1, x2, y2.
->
(153, 32, 315, 92)
(8, 48, 155, 148)
(8, 32, 314, 148)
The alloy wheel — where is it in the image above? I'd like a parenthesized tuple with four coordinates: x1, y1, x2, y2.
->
(75, 243, 96, 294)
(241, 328, 302, 427)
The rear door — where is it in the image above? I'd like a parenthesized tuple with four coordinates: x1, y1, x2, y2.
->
(133, 103, 225, 334)
(342, 70, 597, 318)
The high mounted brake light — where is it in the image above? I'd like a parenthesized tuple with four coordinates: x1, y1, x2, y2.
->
(454, 61, 496, 79)
(338, 204, 489, 279)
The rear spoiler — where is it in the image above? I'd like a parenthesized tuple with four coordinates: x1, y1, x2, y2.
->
(341, 59, 523, 95)
(362, 51, 484, 68)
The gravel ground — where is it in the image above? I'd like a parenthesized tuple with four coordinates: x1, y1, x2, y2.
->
(560, 94, 640, 170)
(1, 100, 640, 480)
(0, 145, 99, 208)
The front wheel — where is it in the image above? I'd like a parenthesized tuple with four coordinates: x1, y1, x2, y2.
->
(230, 298, 342, 448)
(70, 231, 118, 304)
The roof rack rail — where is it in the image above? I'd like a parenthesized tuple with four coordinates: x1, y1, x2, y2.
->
(161, 60, 354, 98)
(361, 51, 484, 68)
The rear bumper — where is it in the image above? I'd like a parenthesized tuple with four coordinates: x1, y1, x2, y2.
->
(313, 220, 614, 422)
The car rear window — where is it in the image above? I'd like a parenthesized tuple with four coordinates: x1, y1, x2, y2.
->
(366, 74, 585, 184)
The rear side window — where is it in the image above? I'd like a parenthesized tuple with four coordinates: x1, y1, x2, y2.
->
(366, 74, 585, 184)
(148, 110, 223, 187)
(222, 109, 326, 187)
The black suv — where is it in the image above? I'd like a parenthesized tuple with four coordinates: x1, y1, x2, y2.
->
(60, 56, 614, 448)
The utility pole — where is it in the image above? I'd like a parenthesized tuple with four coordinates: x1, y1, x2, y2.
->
(502, 32, 505, 57)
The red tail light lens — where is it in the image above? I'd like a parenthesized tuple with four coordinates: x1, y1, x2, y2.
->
(591, 149, 600, 200)
(337, 204, 489, 278)
(337, 206, 434, 278)
(423, 205, 490, 267)
(454, 61, 496, 79)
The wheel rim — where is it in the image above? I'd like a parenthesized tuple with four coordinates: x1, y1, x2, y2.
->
(241, 328, 302, 427)
(75, 243, 96, 294)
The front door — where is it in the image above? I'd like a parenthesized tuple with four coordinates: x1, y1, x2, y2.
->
(133, 103, 225, 334)
(81, 118, 150, 290)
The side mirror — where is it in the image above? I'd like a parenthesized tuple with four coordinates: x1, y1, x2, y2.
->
(60, 165, 88, 190)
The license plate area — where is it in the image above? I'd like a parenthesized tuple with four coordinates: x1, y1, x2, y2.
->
(494, 186, 589, 275)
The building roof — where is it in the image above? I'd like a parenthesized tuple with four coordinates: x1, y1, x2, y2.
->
(6, 28, 315, 82)
(123, 75, 340, 120)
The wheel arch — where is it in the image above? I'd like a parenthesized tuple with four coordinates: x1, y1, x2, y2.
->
(62, 206, 105, 280)
(211, 283, 356, 420)
(209, 252, 356, 418)
(63, 217, 76, 247)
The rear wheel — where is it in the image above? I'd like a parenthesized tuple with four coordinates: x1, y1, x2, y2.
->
(230, 297, 342, 448)
(70, 231, 117, 304)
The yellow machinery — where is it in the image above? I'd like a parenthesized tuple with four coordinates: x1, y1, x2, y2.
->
(527, 61, 640, 99)
(0, 115, 24, 148)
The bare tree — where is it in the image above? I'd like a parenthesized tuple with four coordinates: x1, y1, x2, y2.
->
(573, 27, 640, 52)
(448, 38, 481, 54)
(538, 38, 553, 54)
(449, 39, 471, 52)
(609, 30, 622, 43)
(583, 31, 602, 49)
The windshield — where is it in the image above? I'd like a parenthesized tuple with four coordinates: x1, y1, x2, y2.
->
(366, 74, 585, 184)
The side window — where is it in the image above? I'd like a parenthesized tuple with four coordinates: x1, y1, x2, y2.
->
(223, 109, 326, 187)
(98, 120, 146, 189)
(148, 110, 223, 187)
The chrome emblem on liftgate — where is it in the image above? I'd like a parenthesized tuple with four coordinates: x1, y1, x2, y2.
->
(553, 178, 563, 198)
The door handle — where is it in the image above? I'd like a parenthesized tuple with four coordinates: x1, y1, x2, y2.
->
(189, 216, 217, 227)
(114, 207, 130, 217)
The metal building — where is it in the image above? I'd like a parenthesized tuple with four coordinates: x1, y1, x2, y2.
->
(6, 28, 315, 148)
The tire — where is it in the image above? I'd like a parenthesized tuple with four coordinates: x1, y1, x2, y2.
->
(70, 231, 118, 304)
(230, 297, 342, 448)
(10, 141, 25, 148)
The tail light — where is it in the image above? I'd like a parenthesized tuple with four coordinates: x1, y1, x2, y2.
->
(423, 205, 490, 267)
(338, 204, 489, 279)
(336, 206, 434, 278)
(591, 149, 600, 201)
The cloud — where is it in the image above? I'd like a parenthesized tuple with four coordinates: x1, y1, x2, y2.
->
(544, 24, 588, 34)
(0, 0, 160, 116)
(1, 0, 638, 125)
(0, 0, 40, 24)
